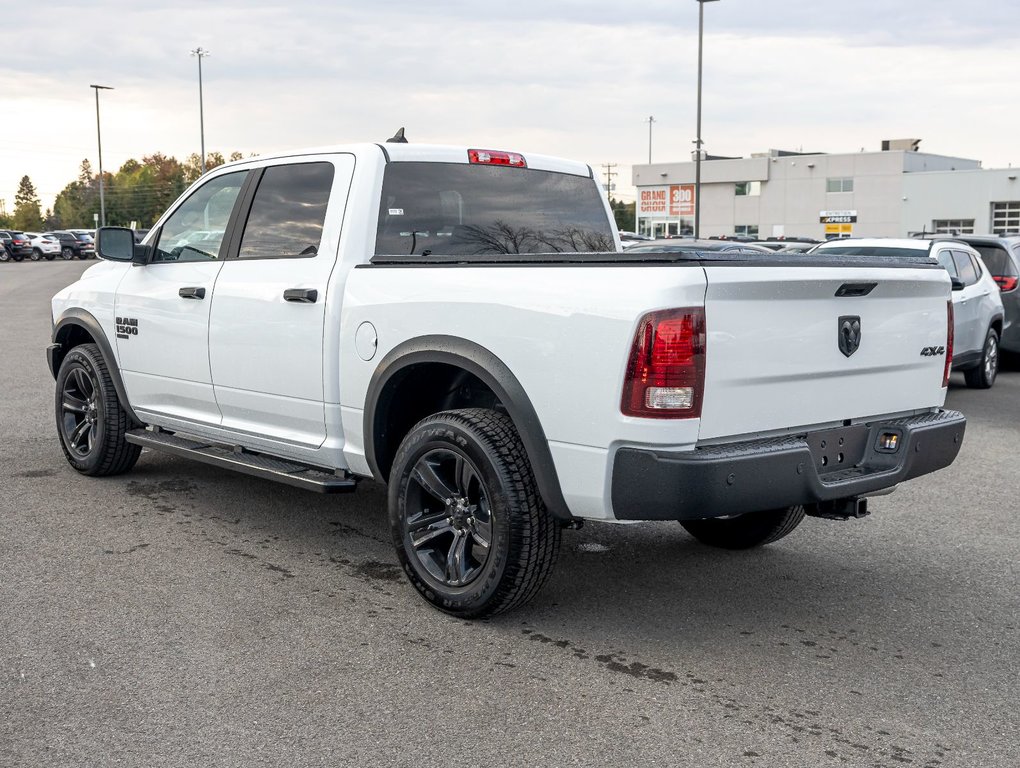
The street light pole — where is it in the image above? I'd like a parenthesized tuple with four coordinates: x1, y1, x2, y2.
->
(90, 84, 114, 227)
(694, 0, 719, 240)
(190, 47, 210, 174)
(646, 115, 655, 164)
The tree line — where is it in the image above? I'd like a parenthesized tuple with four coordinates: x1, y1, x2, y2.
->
(0, 151, 248, 232)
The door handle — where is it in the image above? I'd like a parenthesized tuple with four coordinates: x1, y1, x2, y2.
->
(284, 288, 318, 304)
(179, 286, 206, 300)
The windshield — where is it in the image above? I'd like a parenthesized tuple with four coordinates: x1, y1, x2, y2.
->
(375, 162, 614, 256)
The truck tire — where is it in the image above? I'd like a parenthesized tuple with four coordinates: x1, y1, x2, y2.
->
(389, 408, 560, 618)
(964, 328, 998, 389)
(680, 506, 805, 549)
(55, 343, 141, 476)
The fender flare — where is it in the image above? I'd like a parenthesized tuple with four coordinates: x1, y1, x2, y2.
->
(364, 335, 572, 521)
(49, 308, 142, 426)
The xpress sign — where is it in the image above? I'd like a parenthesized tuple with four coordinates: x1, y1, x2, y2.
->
(820, 210, 858, 224)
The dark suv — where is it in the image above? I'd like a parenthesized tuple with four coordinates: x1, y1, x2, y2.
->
(47, 230, 96, 260)
(941, 235, 1020, 355)
(0, 231, 33, 261)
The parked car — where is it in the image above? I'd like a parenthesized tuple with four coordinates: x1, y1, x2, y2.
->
(930, 235, 1019, 355)
(814, 238, 1004, 388)
(46, 230, 96, 260)
(24, 232, 61, 261)
(0, 232, 16, 262)
(625, 238, 776, 255)
(0, 230, 33, 260)
(48, 141, 964, 618)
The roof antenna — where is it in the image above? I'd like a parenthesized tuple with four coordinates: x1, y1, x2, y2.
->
(386, 127, 408, 144)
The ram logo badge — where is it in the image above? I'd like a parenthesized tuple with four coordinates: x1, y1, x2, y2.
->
(920, 346, 946, 357)
(838, 315, 861, 358)
(116, 317, 139, 340)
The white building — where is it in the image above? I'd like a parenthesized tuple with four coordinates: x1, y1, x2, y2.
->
(631, 140, 1020, 240)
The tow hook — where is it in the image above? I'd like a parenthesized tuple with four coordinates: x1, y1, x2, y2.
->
(805, 497, 869, 521)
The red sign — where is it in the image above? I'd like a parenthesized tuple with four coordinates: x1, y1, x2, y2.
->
(669, 184, 695, 217)
(640, 187, 668, 215)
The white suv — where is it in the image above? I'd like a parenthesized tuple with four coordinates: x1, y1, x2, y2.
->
(814, 238, 1005, 388)
(24, 232, 61, 261)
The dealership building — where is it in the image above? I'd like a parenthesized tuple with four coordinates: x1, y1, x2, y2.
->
(631, 139, 1020, 240)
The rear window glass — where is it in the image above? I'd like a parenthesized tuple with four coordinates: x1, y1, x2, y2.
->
(375, 163, 614, 256)
(818, 245, 927, 258)
(972, 244, 1016, 276)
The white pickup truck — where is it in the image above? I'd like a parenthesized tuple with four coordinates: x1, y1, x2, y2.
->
(49, 140, 965, 617)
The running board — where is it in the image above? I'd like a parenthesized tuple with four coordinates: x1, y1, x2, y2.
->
(125, 428, 357, 494)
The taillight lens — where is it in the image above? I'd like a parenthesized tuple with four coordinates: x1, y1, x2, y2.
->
(468, 149, 527, 168)
(622, 308, 706, 418)
(993, 275, 1019, 292)
(943, 300, 954, 388)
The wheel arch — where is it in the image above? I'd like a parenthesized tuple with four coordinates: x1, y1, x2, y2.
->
(50, 308, 141, 426)
(364, 336, 572, 521)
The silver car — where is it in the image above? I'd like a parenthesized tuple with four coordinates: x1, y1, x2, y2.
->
(813, 238, 1005, 388)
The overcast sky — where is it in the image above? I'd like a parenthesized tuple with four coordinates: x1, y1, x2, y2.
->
(3, 0, 1019, 215)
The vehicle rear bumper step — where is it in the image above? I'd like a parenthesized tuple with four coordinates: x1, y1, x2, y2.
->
(125, 429, 357, 494)
(610, 409, 966, 521)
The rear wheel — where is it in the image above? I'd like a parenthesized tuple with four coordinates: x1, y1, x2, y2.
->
(61, 246, 74, 260)
(389, 408, 560, 618)
(31, 248, 42, 261)
(0, 249, 9, 263)
(964, 328, 999, 389)
(12, 253, 23, 262)
(55, 343, 141, 476)
(681, 506, 805, 549)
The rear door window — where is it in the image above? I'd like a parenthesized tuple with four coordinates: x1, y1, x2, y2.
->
(951, 251, 979, 286)
(375, 162, 614, 256)
(237, 162, 334, 259)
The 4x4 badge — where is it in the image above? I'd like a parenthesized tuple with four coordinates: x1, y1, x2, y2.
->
(838, 315, 861, 357)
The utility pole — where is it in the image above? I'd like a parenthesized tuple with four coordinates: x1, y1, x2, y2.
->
(601, 163, 618, 201)
(90, 84, 114, 227)
(646, 116, 655, 164)
(694, 0, 720, 240)
(190, 47, 210, 174)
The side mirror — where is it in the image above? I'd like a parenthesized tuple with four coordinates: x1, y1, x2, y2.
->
(96, 227, 151, 265)
(950, 277, 965, 291)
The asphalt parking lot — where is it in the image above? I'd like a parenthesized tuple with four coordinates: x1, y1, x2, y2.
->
(2, 261, 1018, 768)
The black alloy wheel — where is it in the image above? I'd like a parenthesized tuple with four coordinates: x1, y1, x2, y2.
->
(61, 246, 74, 260)
(55, 343, 141, 476)
(60, 365, 100, 458)
(403, 448, 494, 588)
(389, 409, 560, 618)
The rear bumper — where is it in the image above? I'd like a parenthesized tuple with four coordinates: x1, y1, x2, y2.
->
(611, 409, 966, 521)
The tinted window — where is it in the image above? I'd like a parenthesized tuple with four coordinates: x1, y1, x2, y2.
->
(818, 245, 925, 258)
(237, 162, 334, 259)
(153, 171, 246, 262)
(375, 163, 615, 256)
(951, 251, 978, 285)
(936, 250, 958, 278)
(972, 244, 1013, 276)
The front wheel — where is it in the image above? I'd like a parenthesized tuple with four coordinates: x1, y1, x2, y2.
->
(680, 506, 805, 549)
(0, 249, 9, 262)
(389, 408, 560, 618)
(31, 248, 42, 261)
(964, 328, 999, 389)
(61, 246, 74, 260)
(55, 343, 141, 476)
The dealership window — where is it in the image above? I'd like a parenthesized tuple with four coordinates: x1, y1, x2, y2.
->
(734, 225, 759, 238)
(991, 202, 1020, 235)
(826, 177, 854, 193)
(932, 219, 974, 235)
(734, 181, 761, 196)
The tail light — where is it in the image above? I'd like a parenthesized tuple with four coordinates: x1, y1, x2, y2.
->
(622, 308, 706, 418)
(943, 300, 953, 388)
(992, 275, 1018, 292)
(468, 149, 527, 168)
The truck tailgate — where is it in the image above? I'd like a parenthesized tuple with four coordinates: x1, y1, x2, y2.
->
(698, 265, 950, 441)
